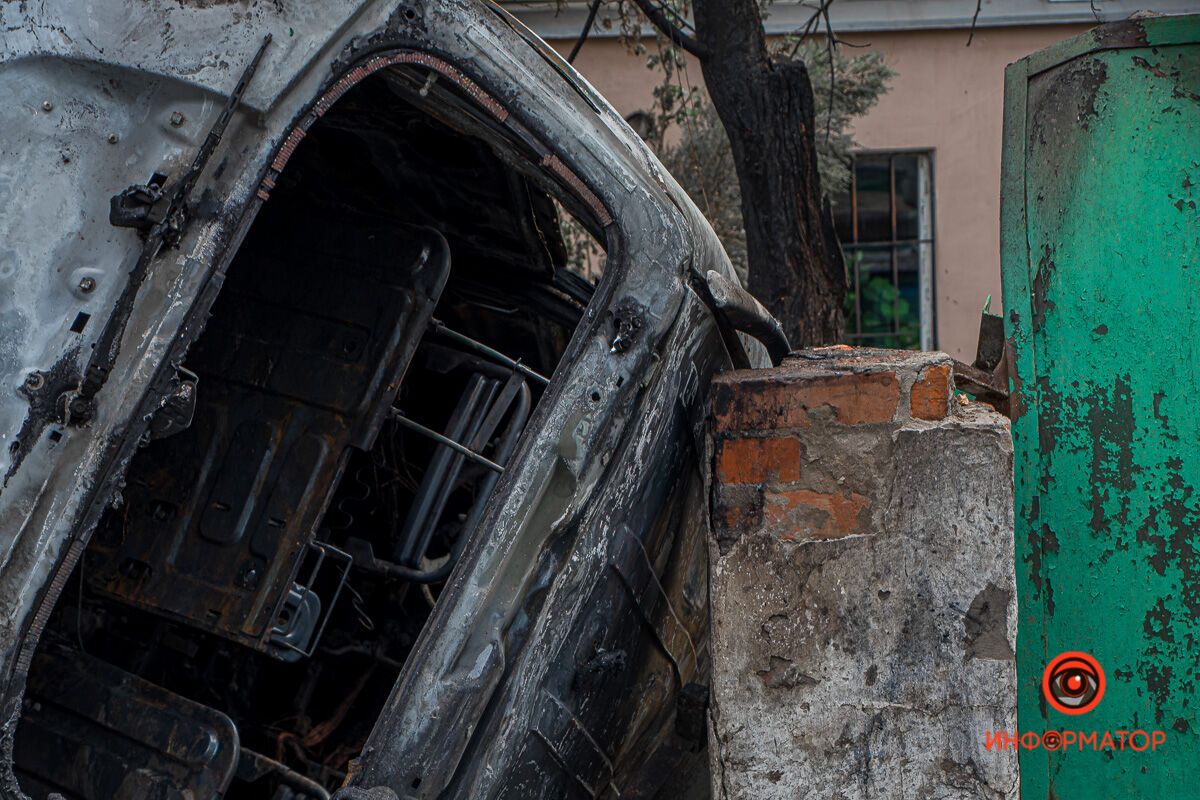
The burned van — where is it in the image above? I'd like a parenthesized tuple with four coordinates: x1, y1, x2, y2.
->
(0, 1, 778, 797)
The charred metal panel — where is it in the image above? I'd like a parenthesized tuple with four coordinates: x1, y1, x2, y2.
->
(86, 195, 448, 656)
(1002, 14, 1200, 798)
(16, 646, 238, 798)
(352, 290, 723, 799)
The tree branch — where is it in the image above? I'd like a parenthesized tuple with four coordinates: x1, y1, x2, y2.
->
(802, 0, 836, 40)
(784, 0, 836, 60)
(567, 0, 603, 63)
(821, 1, 836, 143)
(965, 0, 983, 45)
(631, 0, 709, 59)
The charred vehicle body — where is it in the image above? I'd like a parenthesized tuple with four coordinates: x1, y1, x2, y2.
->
(0, 1, 780, 797)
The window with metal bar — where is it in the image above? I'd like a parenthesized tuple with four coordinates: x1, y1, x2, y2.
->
(832, 151, 935, 350)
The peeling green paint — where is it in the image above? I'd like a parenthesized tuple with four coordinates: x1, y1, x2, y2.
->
(1002, 14, 1200, 799)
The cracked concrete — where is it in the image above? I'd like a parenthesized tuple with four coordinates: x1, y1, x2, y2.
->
(707, 349, 1018, 800)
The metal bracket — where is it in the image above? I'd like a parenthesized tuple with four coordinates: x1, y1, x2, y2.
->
(109, 173, 170, 234)
(952, 308, 1012, 415)
(147, 367, 198, 440)
(266, 541, 352, 662)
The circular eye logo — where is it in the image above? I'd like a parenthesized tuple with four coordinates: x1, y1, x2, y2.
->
(1043, 651, 1105, 715)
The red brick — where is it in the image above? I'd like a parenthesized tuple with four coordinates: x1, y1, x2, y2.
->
(716, 436, 801, 485)
(763, 488, 870, 541)
(712, 372, 900, 431)
(911, 364, 951, 421)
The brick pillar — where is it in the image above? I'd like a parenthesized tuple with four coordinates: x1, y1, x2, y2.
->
(707, 347, 1017, 800)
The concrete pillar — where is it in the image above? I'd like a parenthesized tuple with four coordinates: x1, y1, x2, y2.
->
(707, 347, 1017, 800)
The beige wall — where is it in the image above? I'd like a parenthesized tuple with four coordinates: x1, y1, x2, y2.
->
(549, 24, 1089, 360)
(842, 25, 1088, 359)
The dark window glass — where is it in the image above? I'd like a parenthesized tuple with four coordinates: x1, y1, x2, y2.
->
(854, 155, 892, 243)
(894, 154, 921, 240)
(832, 195, 853, 244)
(834, 152, 932, 350)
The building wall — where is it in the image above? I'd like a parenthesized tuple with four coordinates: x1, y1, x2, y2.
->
(842, 24, 1088, 359)
(547, 24, 1090, 360)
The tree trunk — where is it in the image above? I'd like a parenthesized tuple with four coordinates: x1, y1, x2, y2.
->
(692, 0, 845, 348)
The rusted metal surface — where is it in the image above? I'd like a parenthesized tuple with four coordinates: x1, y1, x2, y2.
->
(952, 308, 1011, 414)
(1002, 14, 1200, 799)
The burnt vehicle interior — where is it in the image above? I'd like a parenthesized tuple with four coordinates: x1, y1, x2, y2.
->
(13, 60, 605, 799)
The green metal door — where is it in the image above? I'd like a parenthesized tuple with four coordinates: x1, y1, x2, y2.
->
(1003, 14, 1200, 799)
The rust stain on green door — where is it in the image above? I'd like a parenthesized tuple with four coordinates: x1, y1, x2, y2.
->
(1002, 14, 1200, 799)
